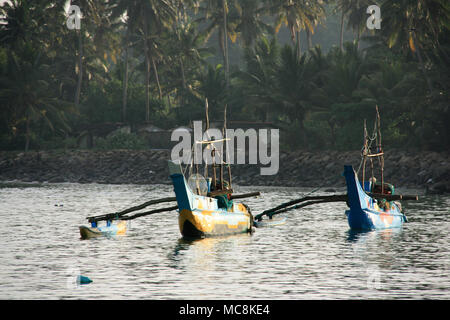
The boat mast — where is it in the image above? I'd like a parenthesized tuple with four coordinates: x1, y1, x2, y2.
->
(224, 104, 233, 191)
(204, 98, 210, 180)
(375, 106, 384, 194)
(362, 119, 368, 185)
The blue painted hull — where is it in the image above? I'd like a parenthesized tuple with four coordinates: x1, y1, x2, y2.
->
(344, 165, 406, 231)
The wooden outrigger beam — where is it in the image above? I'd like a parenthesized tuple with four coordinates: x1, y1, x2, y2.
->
(87, 197, 176, 223)
(254, 192, 418, 221)
(86, 192, 261, 223)
(121, 205, 179, 220)
(254, 195, 348, 221)
(368, 193, 418, 201)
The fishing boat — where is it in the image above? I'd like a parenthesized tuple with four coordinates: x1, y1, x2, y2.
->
(168, 160, 253, 238)
(343, 106, 409, 231)
(344, 165, 407, 230)
(78, 100, 259, 239)
(79, 220, 127, 239)
(168, 100, 255, 238)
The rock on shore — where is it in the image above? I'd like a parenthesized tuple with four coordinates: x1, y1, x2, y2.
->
(0, 149, 449, 193)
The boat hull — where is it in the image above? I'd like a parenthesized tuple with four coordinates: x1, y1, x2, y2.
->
(79, 220, 127, 239)
(345, 208, 405, 230)
(344, 165, 406, 231)
(179, 208, 251, 238)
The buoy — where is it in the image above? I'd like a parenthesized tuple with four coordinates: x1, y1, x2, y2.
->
(78, 275, 92, 284)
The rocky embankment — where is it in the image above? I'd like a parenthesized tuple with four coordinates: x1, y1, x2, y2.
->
(0, 149, 449, 193)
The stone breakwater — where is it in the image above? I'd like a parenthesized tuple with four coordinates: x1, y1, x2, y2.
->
(0, 149, 449, 193)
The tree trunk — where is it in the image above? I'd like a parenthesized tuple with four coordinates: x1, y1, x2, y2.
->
(25, 114, 30, 152)
(179, 56, 186, 107)
(223, 0, 229, 86)
(75, 29, 83, 106)
(143, 14, 151, 122)
(122, 29, 129, 123)
(356, 28, 361, 50)
(151, 56, 162, 100)
(145, 53, 150, 122)
(179, 57, 187, 89)
(340, 10, 345, 52)
(306, 28, 313, 51)
(411, 32, 433, 95)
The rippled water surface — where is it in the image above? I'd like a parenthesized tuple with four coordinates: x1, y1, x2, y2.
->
(0, 182, 449, 299)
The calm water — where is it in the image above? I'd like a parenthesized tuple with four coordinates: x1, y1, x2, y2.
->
(0, 182, 449, 299)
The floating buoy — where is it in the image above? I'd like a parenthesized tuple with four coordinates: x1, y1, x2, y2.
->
(78, 275, 92, 284)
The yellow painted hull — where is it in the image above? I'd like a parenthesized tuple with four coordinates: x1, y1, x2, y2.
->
(179, 207, 252, 238)
(169, 160, 254, 238)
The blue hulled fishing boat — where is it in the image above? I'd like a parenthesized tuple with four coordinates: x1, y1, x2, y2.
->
(343, 106, 412, 231)
(344, 165, 407, 230)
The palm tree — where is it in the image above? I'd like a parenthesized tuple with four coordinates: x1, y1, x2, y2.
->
(68, 0, 120, 107)
(234, 0, 274, 48)
(0, 0, 53, 49)
(110, 0, 142, 122)
(276, 45, 317, 146)
(0, 45, 74, 151)
(198, 64, 227, 116)
(345, 0, 372, 48)
(379, 0, 449, 94)
(269, 0, 325, 58)
(197, 0, 238, 86)
(139, 0, 176, 122)
(334, 0, 352, 52)
(238, 36, 280, 121)
(167, 19, 214, 107)
(312, 43, 372, 146)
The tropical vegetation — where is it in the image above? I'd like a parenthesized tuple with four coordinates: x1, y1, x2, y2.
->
(0, 0, 448, 152)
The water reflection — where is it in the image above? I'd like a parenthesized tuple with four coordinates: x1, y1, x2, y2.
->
(168, 234, 252, 272)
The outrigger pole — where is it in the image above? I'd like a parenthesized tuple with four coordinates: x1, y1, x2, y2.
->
(254, 191, 418, 222)
(86, 192, 261, 223)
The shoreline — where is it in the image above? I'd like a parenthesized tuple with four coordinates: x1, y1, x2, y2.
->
(0, 149, 449, 194)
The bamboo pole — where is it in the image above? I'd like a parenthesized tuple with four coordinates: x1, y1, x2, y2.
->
(254, 192, 418, 221)
(265, 198, 348, 219)
(223, 104, 232, 189)
(87, 197, 176, 222)
(362, 119, 367, 185)
(229, 191, 260, 200)
(376, 106, 384, 194)
(368, 193, 419, 201)
(254, 194, 348, 221)
(121, 205, 179, 220)
(87, 192, 261, 223)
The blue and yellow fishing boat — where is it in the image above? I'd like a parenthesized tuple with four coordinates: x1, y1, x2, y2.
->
(168, 160, 253, 238)
(344, 165, 407, 230)
(79, 220, 127, 239)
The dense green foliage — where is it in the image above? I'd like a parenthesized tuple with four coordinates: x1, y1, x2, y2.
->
(0, 0, 449, 151)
